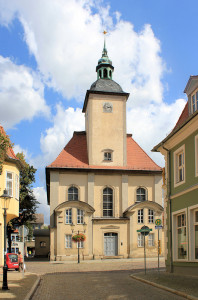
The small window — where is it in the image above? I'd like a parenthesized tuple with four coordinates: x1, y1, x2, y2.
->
(148, 209, 154, 223)
(77, 209, 84, 224)
(138, 233, 144, 247)
(104, 152, 112, 161)
(65, 208, 72, 224)
(6, 172, 13, 197)
(40, 241, 46, 248)
(68, 186, 78, 201)
(136, 188, 146, 202)
(65, 235, 72, 248)
(174, 145, 185, 186)
(99, 70, 101, 78)
(195, 135, 198, 177)
(104, 68, 107, 78)
(191, 91, 198, 114)
(15, 174, 19, 200)
(148, 233, 155, 247)
(138, 209, 144, 223)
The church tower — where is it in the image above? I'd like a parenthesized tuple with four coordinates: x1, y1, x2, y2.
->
(83, 37, 130, 166)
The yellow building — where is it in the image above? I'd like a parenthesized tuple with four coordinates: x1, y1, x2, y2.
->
(46, 42, 164, 261)
(0, 126, 21, 266)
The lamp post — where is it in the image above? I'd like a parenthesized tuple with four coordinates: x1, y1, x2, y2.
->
(71, 223, 87, 264)
(0, 189, 11, 290)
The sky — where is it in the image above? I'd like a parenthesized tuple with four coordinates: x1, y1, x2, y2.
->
(0, 0, 197, 224)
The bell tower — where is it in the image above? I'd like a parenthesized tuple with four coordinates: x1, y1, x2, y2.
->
(83, 33, 130, 167)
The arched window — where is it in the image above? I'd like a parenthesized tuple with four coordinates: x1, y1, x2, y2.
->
(109, 70, 112, 78)
(103, 68, 107, 78)
(99, 70, 102, 78)
(103, 187, 113, 217)
(68, 186, 78, 201)
(136, 187, 146, 202)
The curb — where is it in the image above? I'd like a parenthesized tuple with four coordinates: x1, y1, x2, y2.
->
(24, 275, 41, 300)
(131, 275, 198, 300)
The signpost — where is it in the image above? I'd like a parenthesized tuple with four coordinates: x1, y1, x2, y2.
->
(137, 225, 152, 274)
(155, 219, 163, 273)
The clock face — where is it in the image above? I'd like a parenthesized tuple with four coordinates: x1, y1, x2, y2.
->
(103, 102, 113, 113)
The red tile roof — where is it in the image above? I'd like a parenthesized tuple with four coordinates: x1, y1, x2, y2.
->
(0, 125, 19, 161)
(173, 102, 189, 131)
(47, 132, 161, 171)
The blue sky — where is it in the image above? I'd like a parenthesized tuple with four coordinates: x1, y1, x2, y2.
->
(0, 0, 196, 224)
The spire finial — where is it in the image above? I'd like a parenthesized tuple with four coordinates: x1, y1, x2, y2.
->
(103, 30, 107, 54)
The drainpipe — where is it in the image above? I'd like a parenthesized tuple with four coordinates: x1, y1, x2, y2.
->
(162, 145, 173, 273)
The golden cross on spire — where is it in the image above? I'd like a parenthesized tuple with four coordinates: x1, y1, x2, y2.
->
(103, 30, 107, 35)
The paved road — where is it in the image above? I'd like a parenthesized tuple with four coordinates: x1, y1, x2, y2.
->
(32, 270, 185, 300)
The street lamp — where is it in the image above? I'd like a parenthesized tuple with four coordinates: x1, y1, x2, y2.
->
(0, 189, 11, 290)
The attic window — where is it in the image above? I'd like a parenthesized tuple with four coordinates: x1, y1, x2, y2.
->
(191, 91, 198, 113)
(104, 152, 112, 161)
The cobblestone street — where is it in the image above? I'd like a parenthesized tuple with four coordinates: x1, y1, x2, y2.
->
(32, 270, 185, 300)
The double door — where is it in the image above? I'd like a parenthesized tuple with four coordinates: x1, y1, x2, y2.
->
(104, 233, 118, 256)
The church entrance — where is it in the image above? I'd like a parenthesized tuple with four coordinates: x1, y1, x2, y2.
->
(104, 233, 118, 256)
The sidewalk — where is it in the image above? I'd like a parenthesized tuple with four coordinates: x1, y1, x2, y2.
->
(131, 270, 198, 300)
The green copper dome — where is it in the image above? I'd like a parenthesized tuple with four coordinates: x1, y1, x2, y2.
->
(96, 39, 114, 80)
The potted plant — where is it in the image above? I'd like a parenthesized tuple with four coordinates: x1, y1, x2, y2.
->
(72, 233, 86, 242)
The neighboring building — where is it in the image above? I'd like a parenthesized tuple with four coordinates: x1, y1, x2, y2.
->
(7, 230, 23, 254)
(0, 125, 22, 265)
(153, 75, 198, 276)
(34, 229, 50, 257)
(46, 42, 164, 261)
(26, 213, 45, 256)
(30, 213, 44, 230)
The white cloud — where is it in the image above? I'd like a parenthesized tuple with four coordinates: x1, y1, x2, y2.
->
(33, 186, 50, 225)
(0, 56, 50, 129)
(40, 104, 84, 166)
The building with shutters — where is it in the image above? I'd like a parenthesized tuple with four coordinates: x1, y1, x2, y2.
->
(46, 40, 164, 261)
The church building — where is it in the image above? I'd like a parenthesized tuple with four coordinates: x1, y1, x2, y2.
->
(46, 40, 164, 261)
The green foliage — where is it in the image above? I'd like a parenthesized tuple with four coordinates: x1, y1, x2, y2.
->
(12, 152, 39, 226)
(0, 132, 13, 175)
(72, 233, 86, 242)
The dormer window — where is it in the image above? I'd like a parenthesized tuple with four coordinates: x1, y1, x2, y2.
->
(191, 91, 198, 113)
(104, 152, 112, 161)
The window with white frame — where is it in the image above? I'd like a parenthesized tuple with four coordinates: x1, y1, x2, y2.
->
(65, 208, 72, 224)
(136, 187, 146, 202)
(174, 145, 185, 186)
(138, 233, 144, 247)
(6, 171, 13, 197)
(195, 211, 198, 259)
(138, 209, 144, 223)
(65, 235, 72, 248)
(77, 240, 84, 248)
(148, 209, 154, 223)
(68, 186, 78, 201)
(148, 233, 155, 247)
(103, 187, 113, 217)
(177, 213, 187, 259)
(191, 90, 198, 113)
(77, 209, 84, 224)
(104, 152, 112, 161)
(15, 174, 19, 199)
(195, 135, 198, 177)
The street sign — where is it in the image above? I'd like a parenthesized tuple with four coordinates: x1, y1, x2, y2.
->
(137, 225, 152, 236)
(155, 225, 163, 229)
(19, 225, 29, 238)
(155, 219, 162, 226)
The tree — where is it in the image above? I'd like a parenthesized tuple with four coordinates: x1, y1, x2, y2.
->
(8, 152, 39, 252)
(0, 131, 13, 175)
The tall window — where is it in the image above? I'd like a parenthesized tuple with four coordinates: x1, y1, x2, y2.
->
(148, 209, 154, 223)
(174, 145, 185, 186)
(15, 174, 19, 200)
(77, 209, 84, 224)
(136, 188, 146, 202)
(195, 211, 198, 259)
(103, 187, 113, 217)
(77, 240, 84, 248)
(65, 235, 72, 248)
(6, 172, 13, 197)
(65, 209, 72, 224)
(138, 233, 144, 247)
(68, 186, 78, 201)
(138, 209, 144, 223)
(148, 233, 155, 247)
(177, 213, 187, 259)
(191, 91, 198, 113)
